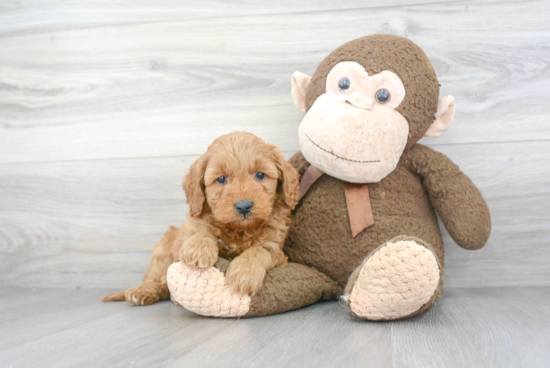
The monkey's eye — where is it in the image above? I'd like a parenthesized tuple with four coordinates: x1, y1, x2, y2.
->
(338, 77, 351, 93)
(216, 176, 227, 185)
(375, 89, 391, 104)
(255, 172, 266, 181)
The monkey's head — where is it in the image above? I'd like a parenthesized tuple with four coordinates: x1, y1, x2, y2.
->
(291, 34, 456, 183)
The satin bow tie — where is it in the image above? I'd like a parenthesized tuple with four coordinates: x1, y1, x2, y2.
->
(298, 165, 374, 237)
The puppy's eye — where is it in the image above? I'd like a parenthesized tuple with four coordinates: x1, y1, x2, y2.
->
(338, 77, 351, 93)
(255, 172, 266, 181)
(216, 176, 227, 185)
(375, 89, 391, 104)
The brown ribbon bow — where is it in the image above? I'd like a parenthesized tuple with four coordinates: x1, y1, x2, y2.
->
(298, 165, 374, 238)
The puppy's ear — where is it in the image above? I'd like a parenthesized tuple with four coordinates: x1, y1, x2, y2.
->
(183, 154, 208, 217)
(273, 147, 300, 210)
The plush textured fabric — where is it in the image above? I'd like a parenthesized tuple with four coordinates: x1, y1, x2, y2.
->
(167, 257, 339, 318)
(167, 260, 251, 317)
(405, 144, 491, 249)
(299, 97, 410, 183)
(305, 34, 439, 149)
(285, 151, 446, 289)
(245, 261, 340, 317)
(343, 236, 441, 320)
(281, 141, 490, 319)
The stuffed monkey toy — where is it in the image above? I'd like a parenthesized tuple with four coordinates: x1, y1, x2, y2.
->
(167, 34, 491, 320)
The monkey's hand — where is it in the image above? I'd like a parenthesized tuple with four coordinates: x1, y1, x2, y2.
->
(408, 144, 491, 250)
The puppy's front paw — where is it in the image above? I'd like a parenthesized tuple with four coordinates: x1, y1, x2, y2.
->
(179, 235, 218, 268)
(225, 257, 266, 296)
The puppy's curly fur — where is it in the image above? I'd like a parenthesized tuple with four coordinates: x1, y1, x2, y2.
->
(102, 132, 300, 305)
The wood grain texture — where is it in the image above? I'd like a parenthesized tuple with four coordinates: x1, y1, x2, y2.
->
(0, 142, 548, 289)
(391, 287, 550, 368)
(0, 0, 549, 289)
(0, 0, 460, 38)
(0, 287, 548, 367)
(0, 0, 549, 163)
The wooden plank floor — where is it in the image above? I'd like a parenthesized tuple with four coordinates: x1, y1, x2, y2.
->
(1, 287, 549, 368)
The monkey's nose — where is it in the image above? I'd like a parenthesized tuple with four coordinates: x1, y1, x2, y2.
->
(235, 200, 254, 216)
(346, 92, 373, 110)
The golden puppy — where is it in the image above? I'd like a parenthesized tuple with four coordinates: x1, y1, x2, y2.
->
(102, 132, 300, 305)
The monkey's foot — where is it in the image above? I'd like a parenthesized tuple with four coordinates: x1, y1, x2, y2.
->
(343, 236, 440, 321)
(167, 260, 251, 317)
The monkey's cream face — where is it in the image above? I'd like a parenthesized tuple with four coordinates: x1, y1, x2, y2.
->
(298, 61, 409, 183)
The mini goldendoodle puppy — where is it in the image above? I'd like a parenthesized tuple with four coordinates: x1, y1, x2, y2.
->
(102, 132, 300, 305)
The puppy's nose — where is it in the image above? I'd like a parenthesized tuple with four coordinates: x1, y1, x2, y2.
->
(235, 200, 254, 216)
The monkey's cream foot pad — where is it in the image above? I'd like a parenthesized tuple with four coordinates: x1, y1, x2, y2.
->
(345, 239, 440, 320)
(167, 262, 251, 317)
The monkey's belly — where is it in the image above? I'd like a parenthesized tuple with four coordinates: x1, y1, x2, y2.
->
(285, 171, 444, 287)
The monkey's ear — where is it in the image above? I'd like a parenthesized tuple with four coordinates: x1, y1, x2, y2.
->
(291, 72, 311, 113)
(425, 96, 455, 138)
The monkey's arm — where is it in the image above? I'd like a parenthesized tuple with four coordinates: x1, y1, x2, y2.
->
(288, 151, 311, 177)
(407, 144, 491, 250)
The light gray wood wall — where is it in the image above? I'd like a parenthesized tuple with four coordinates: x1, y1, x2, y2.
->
(1, 0, 549, 289)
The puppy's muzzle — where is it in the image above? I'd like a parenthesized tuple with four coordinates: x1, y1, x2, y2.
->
(235, 200, 254, 216)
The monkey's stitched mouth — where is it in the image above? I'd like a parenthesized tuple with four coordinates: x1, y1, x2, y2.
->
(306, 134, 380, 164)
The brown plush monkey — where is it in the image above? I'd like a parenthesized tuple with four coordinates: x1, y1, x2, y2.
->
(167, 34, 491, 320)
